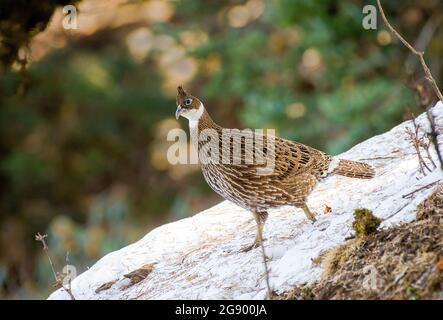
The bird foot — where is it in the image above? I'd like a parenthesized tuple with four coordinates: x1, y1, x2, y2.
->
(240, 243, 272, 262)
(240, 242, 259, 253)
(240, 237, 267, 253)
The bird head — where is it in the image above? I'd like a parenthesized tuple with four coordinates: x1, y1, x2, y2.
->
(175, 86, 203, 120)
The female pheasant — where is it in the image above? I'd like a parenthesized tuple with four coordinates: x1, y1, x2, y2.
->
(175, 86, 375, 251)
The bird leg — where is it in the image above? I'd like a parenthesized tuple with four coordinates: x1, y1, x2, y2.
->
(241, 210, 268, 252)
(241, 210, 272, 297)
(302, 203, 317, 223)
(240, 223, 263, 252)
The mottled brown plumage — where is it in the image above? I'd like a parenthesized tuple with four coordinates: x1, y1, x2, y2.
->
(175, 86, 375, 250)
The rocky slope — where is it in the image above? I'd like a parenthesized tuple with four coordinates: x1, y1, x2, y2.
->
(49, 102, 443, 300)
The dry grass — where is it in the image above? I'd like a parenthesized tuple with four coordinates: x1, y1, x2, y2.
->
(275, 186, 443, 300)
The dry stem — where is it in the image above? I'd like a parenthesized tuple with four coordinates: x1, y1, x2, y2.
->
(35, 232, 75, 300)
(405, 116, 433, 175)
(256, 224, 272, 299)
(376, 0, 443, 102)
(376, 0, 443, 170)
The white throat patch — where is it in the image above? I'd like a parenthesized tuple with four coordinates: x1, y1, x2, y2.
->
(186, 103, 204, 129)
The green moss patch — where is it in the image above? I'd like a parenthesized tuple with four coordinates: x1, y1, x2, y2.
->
(352, 208, 382, 237)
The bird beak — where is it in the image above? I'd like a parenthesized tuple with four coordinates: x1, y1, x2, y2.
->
(175, 105, 183, 120)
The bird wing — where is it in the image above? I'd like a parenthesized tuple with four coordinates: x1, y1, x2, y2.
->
(219, 131, 329, 181)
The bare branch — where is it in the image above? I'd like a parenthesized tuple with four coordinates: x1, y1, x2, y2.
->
(376, 0, 443, 102)
(377, 0, 443, 171)
(402, 179, 442, 199)
(35, 233, 59, 283)
(419, 134, 437, 170)
(405, 116, 433, 175)
(35, 232, 75, 300)
(426, 108, 443, 170)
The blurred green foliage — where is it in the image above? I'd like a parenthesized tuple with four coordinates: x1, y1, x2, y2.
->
(0, 0, 442, 298)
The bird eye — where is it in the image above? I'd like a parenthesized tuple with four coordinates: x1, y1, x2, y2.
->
(184, 98, 192, 106)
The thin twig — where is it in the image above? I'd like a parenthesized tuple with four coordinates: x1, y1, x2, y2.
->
(426, 107, 443, 169)
(376, 0, 443, 171)
(405, 116, 432, 175)
(376, 0, 443, 102)
(256, 224, 272, 299)
(402, 180, 442, 199)
(35, 233, 59, 282)
(413, 117, 432, 173)
(419, 134, 437, 169)
(65, 251, 75, 300)
(383, 202, 410, 221)
(358, 156, 397, 161)
(35, 232, 75, 300)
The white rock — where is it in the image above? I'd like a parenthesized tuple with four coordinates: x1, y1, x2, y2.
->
(48, 102, 443, 300)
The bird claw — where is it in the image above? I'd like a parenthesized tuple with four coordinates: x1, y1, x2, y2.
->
(240, 237, 268, 253)
(240, 241, 260, 253)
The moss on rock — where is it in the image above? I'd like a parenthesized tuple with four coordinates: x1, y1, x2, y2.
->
(352, 208, 382, 237)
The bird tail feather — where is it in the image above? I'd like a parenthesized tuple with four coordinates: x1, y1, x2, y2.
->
(333, 159, 375, 179)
